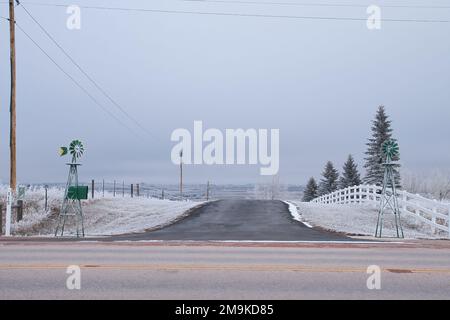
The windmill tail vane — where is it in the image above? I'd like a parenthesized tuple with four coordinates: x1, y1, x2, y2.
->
(59, 147, 68, 157)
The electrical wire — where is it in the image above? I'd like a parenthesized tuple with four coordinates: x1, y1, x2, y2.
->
(180, 0, 450, 9)
(15, 22, 146, 140)
(18, 2, 159, 141)
(13, 2, 450, 23)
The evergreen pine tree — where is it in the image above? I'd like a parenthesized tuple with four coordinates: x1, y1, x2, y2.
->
(302, 177, 318, 202)
(340, 154, 362, 188)
(363, 106, 401, 186)
(319, 161, 339, 195)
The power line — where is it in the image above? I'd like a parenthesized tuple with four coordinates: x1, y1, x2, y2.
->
(14, 22, 145, 140)
(180, 0, 450, 9)
(1, 11, 144, 140)
(18, 3, 158, 141)
(13, 1, 450, 10)
(14, 2, 450, 23)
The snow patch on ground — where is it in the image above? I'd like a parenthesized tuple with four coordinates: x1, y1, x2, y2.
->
(283, 201, 312, 228)
(290, 201, 444, 239)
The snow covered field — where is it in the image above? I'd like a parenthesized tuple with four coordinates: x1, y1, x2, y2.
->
(0, 186, 203, 236)
(288, 201, 445, 239)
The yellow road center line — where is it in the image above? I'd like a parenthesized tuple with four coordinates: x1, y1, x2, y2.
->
(0, 264, 449, 274)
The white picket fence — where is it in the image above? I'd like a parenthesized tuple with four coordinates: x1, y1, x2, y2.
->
(311, 185, 450, 238)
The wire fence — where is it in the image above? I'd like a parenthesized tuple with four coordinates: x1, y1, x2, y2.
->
(49, 180, 213, 202)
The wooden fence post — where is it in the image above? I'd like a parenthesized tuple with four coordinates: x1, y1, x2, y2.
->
(44, 185, 48, 212)
(137, 184, 140, 197)
(91, 179, 95, 199)
(448, 205, 450, 239)
(16, 200, 23, 222)
(131, 184, 133, 198)
(102, 179, 105, 197)
(0, 204, 2, 234)
(113, 180, 116, 197)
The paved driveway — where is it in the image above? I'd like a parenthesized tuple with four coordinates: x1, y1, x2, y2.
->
(115, 199, 353, 241)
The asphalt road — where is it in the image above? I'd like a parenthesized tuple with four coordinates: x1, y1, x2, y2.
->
(0, 242, 449, 299)
(113, 199, 352, 241)
(2, 200, 448, 300)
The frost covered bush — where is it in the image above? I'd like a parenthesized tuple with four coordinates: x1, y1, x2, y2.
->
(0, 185, 64, 235)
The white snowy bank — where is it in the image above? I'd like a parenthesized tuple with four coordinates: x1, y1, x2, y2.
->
(80, 198, 203, 236)
(289, 201, 444, 239)
(0, 186, 203, 236)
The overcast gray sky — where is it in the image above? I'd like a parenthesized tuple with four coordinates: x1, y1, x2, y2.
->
(0, 0, 449, 185)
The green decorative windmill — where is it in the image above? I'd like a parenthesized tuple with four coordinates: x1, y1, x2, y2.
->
(55, 140, 88, 237)
(375, 139, 404, 238)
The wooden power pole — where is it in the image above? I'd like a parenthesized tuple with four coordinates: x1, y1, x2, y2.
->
(9, 0, 17, 193)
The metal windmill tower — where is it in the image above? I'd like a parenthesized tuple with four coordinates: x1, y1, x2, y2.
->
(55, 140, 88, 237)
(375, 139, 404, 238)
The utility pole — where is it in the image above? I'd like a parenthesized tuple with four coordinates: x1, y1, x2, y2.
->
(206, 181, 210, 201)
(9, 0, 17, 193)
(4, 0, 16, 236)
(179, 150, 183, 200)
